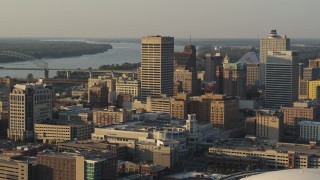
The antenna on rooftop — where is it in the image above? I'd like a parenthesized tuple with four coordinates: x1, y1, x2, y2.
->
(189, 34, 192, 44)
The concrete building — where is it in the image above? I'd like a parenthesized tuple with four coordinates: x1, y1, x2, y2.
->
(210, 94, 240, 129)
(34, 121, 94, 143)
(246, 64, 260, 88)
(8, 83, 53, 141)
(93, 106, 131, 126)
(146, 95, 171, 114)
(260, 30, 290, 86)
(0, 154, 35, 180)
(282, 100, 320, 141)
(299, 121, 320, 140)
(116, 77, 140, 100)
(174, 44, 199, 96)
(188, 95, 212, 123)
(170, 93, 189, 120)
(237, 47, 260, 88)
(282, 101, 320, 128)
(89, 84, 108, 108)
(208, 140, 320, 169)
(216, 63, 247, 99)
(265, 51, 299, 108)
(204, 53, 223, 82)
(88, 75, 116, 103)
(173, 67, 198, 96)
(299, 79, 309, 100)
(59, 105, 93, 123)
(37, 152, 116, 180)
(71, 86, 87, 98)
(141, 36, 174, 101)
(245, 117, 256, 136)
(298, 59, 320, 99)
(308, 80, 320, 100)
(256, 111, 283, 141)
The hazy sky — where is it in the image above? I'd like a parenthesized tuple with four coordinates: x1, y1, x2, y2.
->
(1, 0, 319, 38)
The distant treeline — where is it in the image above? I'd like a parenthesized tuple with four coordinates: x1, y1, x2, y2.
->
(0, 39, 112, 62)
(98, 62, 141, 70)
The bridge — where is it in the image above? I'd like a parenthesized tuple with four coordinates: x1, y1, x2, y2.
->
(0, 51, 137, 78)
(0, 51, 49, 77)
(12, 78, 88, 84)
(0, 67, 137, 78)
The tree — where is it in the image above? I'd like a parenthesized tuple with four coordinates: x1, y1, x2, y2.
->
(27, 73, 33, 80)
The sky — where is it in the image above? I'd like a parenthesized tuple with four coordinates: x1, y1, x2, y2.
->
(0, 0, 319, 39)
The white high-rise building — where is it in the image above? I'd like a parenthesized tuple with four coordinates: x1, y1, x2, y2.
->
(8, 83, 53, 141)
(141, 36, 174, 101)
(265, 51, 299, 108)
(260, 30, 290, 86)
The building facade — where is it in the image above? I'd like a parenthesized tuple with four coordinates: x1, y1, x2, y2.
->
(260, 30, 290, 86)
(256, 111, 283, 141)
(8, 83, 53, 141)
(210, 95, 240, 129)
(265, 51, 298, 108)
(141, 36, 174, 101)
(93, 106, 131, 126)
(0, 155, 34, 180)
(216, 63, 247, 99)
(34, 121, 94, 143)
(89, 85, 108, 108)
(115, 77, 140, 100)
(299, 121, 320, 140)
(174, 44, 199, 96)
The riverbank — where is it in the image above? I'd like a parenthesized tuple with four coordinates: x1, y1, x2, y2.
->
(0, 39, 112, 63)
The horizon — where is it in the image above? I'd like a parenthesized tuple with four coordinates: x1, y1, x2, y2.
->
(1, 0, 320, 39)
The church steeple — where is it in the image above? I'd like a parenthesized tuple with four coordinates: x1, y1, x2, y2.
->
(223, 52, 230, 64)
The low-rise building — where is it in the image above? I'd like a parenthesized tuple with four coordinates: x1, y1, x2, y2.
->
(0, 154, 35, 180)
(210, 94, 240, 129)
(146, 95, 171, 114)
(207, 139, 320, 170)
(93, 106, 131, 126)
(299, 121, 320, 140)
(71, 86, 87, 98)
(37, 151, 116, 180)
(34, 121, 94, 143)
(59, 105, 93, 123)
(256, 111, 283, 141)
(89, 84, 108, 108)
(116, 77, 140, 100)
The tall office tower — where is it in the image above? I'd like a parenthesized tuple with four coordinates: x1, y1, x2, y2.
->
(260, 30, 290, 86)
(141, 36, 174, 101)
(174, 44, 199, 96)
(8, 83, 53, 141)
(216, 63, 247, 99)
(204, 53, 223, 82)
(265, 51, 299, 108)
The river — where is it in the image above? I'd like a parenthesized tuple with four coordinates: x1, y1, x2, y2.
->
(0, 42, 184, 78)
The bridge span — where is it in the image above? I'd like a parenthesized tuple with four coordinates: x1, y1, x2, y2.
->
(12, 78, 88, 84)
(0, 67, 137, 78)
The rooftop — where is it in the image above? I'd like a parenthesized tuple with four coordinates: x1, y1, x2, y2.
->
(242, 169, 320, 180)
(210, 138, 320, 156)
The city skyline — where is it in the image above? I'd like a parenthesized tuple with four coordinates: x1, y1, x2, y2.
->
(1, 0, 320, 38)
